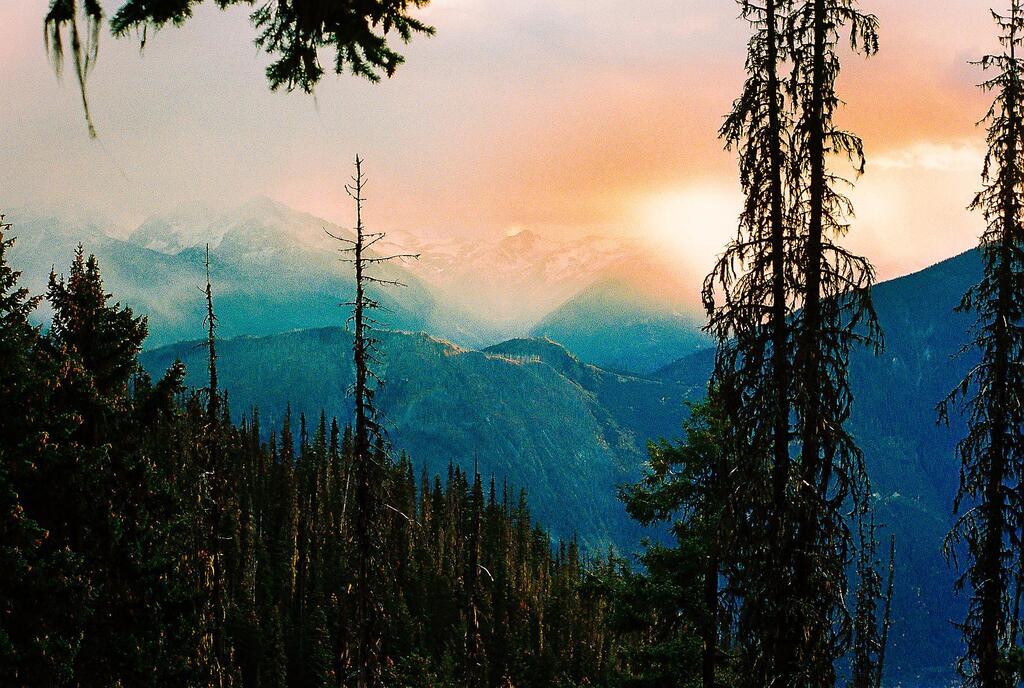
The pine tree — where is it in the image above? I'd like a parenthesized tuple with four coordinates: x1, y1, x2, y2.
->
(328, 155, 417, 687)
(44, 0, 435, 137)
(40, 247, 189, 685)
(781, 1, 881, 684)
(619, 397, 739, 688)
(466, 466, 487, 687)
(205, 244, 220, 423)
(849, 514, 894, 688)
(940, 4, 1024, 686)
(201, 244, 237, 687)
(711, 0, 882, 684)
(0, 216, 84, 685)
(704, 1, 797, 681)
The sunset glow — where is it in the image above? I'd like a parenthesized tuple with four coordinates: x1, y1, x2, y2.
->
(0, 0, 1001, 289)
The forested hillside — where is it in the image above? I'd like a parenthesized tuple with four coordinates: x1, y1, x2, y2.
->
(141, 329, 699, 548)
(135, 250, 980, 684)
(10, 0, 1024, 685)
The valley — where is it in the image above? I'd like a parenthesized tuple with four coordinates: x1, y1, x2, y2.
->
(15, 203, 985, 685)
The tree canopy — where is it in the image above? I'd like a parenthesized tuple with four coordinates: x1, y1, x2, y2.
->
(44, 0, 435, 136)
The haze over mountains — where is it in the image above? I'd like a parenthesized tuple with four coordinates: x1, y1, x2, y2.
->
(12, 197, 709, 370)
(134, 248, 983, 686)
(9, 201, 437, 345)
(11, 201, 985, 684)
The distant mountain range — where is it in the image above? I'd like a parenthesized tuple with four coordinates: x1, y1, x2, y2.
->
(9, 200, 709, 369)
(137, 248, 984, 686)
(8, 201, 451, 347)
(140, 329, 704, 549)
(12, 202, 982, 683)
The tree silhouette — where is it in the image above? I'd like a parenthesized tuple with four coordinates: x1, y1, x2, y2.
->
(704, 0, 797, 681)
(201, 243, 237, 687)
(782, 1, 881, 684)
(205, 244, 220, 425)
(620, 395, 739, 688)
(709, 0, 882, 684)
(940, 4, 1024, 686)
(44, 0, 435, 136)
(0, 216, 78, 684)
(328, 155, 417, 687)
(850, 515, 895, 688)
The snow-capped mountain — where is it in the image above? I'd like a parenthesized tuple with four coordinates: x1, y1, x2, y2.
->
(376, 226, 702, 337)
(10, 198, 709, 370)
(125, 196, 705, 332)
(128, 196, 348, 270)
(9, 201, 449, 348)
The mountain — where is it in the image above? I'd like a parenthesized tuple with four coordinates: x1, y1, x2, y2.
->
(531, 277, 710, 373)
(140, 329, 699, 547)
(7, 203, 470, 348)
(129, 196, 352, 272)
(135, 248, 987, 684)
(387, 229, 644, 337)
(654, 249, 982, 685)
(380, 226, 714, 371)
(10, 202, 711, 364)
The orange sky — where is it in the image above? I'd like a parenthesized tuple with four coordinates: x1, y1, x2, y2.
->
(0, 0, 1004, 284)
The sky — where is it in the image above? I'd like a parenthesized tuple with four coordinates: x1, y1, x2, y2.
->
(0, 0, 1001, 284)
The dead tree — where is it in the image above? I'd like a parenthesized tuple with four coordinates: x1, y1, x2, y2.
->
(199, 243, 234, 686)
(327, 155, 417, 688)
(205, 244, 220, 424)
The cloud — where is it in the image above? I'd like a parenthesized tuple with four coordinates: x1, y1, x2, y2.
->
(0, 0, 1005, 292)
(873, 141, 984, 172)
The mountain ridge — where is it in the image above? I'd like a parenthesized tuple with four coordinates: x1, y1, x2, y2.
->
(140, 328, 696, 550)
(12, 200, 710, 364)
(134, 247, 988, 684)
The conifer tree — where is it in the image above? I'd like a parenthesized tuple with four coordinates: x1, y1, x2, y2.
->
(940, 4, 1024, 686)
(781, 1, 881, 684)
(619, 397, 738, 688)
(704, 0, 797, 680)
(44, 0, 435, 136)
(710, 0, 882, 684)
(0, 216, 82, 685)
(878, 536, 896, 688)
(41, 248, 189, 685)
(205, 244, 220, 424)
(329, 155, 417, 687)
(201, 243, 237, 687)
(466, 466, 487, 687)
(850, 515, 894, 688)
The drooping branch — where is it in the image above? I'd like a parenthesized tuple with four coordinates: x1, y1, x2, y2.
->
(938, 5, 1024, 686)
(45, 0, 435, 136)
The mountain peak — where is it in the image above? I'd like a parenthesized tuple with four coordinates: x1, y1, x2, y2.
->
(484, 337, 590, 379)
(126, 197, 351, 261)
(498, 228, 542, 252)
